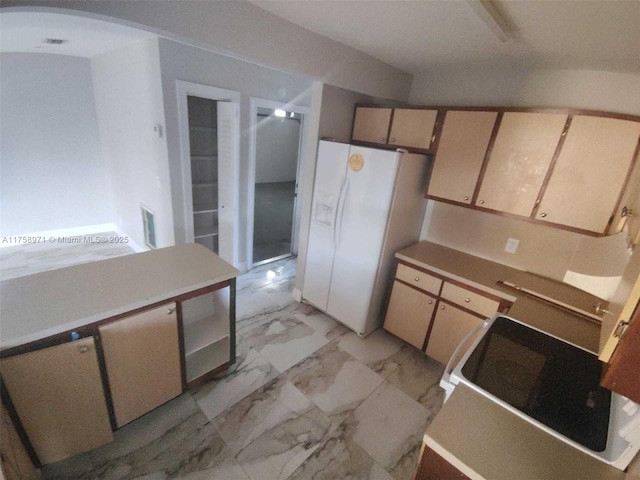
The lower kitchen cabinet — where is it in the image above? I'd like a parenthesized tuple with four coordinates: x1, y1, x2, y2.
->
(425, 303, 484, 366)
(384, 259, 509, 367)
(384, 280, 436, 349)
(0, 337, 113, 465)
(99, 303, 183, 428)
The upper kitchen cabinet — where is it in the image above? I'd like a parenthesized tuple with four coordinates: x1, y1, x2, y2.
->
(388, 108, 438, 150)
(427, 110, 498, 204)
(351, 106, 438, 152)
(534, 115, 640, 234)
(475, 112, 569, 217)
(351, 106, 393, 144)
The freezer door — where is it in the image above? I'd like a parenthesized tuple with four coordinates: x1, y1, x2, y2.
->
(303, 141, 349, 310)
(327, 146, 400, 334)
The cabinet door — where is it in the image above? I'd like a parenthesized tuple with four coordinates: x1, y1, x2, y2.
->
(388, 108, 438, 150)
(475, 112, 567, 216)
(384, 281, 436, 349)
(535, 116, 640, 233)
(427, 110, 498, 204)
(426, 303, 483, 365)
(0, 338, 113, 465)
(352, 107, 392, 144)
(99, 303, 183, 428)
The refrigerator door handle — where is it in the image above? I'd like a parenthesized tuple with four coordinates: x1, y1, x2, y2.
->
(335, 178, 350, 248)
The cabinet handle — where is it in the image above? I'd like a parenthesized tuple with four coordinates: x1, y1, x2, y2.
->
(428, 300, 433, 305)
(414, 277, 420, 282)
(390, 137, 396, 143)
(79, 346, 89, 354)
(379, 137, 385, 142)
(440, 305, 446, 310)
(463, 196, 469, 201)
(540, 212, 547, 218)
(465, 298, 471, 303)
(167, 307, 175, 315)
(478, 200, 485, 205)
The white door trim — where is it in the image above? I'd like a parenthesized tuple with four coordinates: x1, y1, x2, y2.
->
(247, 97, 310, 268)
(175, 80, 240, 267)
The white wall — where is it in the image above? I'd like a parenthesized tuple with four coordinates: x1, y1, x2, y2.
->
(0, 53, 112, 236)
(255, 115, 300, 184)
(1, 0, 412, 102)
(410, 67, 640, 115)
(92, 38, 174, 249)
(157, 37, 313, 267)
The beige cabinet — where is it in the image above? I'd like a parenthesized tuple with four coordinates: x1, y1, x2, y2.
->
(0, 337, 113, 465)
(425, 303, 484, 366)
(388, 108, 438, 150)
(427, 110, 498, 204)
(535, 115, 640, 233)
(99, 303, 183, 428)
(352, 107, 392, 144)
(352, 106, 438, 151)
(384, 280, 436, 349)
(475, 112, 568, 216)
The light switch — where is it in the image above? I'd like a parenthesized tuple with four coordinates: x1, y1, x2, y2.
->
(505, 238, 519, 254)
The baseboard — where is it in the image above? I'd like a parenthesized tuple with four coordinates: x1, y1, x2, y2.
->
(236, 261, 249, 273)
(110, 224, 146, 253)
(292, 288, 303, 303)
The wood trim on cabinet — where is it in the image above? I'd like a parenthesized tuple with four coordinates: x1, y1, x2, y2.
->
(429, 109, 447, 154)
(386, 108, 396, 145)
(351, 139, 429, 155)
(176, 302, 188, 391)
(0, 377, 41, 469)
(0, 280, 230, 359)
(531, 116, 574, 219)
(471, 112, 503, 205)
(395, 278, 441, 299)
(381, 262, 401, 331)
(185, 361, 230, 390)
(608, 135, 640, 235)
(93, 332, 118, 432)
(229, 278, 237, 364)
(421, 299, 440, 352)
(415, 445, 470, 480)
(354, 103, 640, 122)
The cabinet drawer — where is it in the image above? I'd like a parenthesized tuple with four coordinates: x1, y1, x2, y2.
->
(396, 263, 442, 295)
(441, 282, 499, 318)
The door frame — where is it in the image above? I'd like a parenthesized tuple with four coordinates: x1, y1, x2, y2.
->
(247, 97, 309, 268)
(176, 80, 240, 267)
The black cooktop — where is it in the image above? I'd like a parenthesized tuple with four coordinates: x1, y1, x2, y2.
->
(461, 316, 611, 452)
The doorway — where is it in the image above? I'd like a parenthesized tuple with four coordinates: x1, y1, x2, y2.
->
(248, 99, 308, 267)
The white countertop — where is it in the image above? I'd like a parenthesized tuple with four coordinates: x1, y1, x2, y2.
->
(424, 384, 626, 480)
(0, 244, 239, 349)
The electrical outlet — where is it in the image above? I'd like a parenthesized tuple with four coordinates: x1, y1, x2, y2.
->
(505, 238, 519, 254)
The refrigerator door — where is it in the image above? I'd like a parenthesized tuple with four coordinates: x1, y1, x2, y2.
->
(327, 146, 400, 334)
(303, 141, 350, 310)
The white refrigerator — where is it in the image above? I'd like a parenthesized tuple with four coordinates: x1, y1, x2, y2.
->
(303, 141, 429, 336)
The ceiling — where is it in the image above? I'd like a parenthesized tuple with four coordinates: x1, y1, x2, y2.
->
(248, 0, 640, 75)
(0, 11, 154, 58)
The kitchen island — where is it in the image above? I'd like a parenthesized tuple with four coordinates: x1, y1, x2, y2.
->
(0, 244, 238, 467)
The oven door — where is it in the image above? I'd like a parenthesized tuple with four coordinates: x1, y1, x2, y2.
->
(442, 314, 640, 470)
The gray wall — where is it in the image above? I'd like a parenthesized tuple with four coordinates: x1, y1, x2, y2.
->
(318, 84, 373, 144)
(92, 38, 174, 250)
(2, 0, 412, 102)
(157, 37, 313, 268)
(0, 53, 112, 236)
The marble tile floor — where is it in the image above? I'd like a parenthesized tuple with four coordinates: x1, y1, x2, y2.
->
(36, 254, 445, 480)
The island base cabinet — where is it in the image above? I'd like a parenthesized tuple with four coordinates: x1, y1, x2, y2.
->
(0, 337, 113, 465)
(384, 280, 435, 349)
(99, 303, 183, 428)
(415, 445, 470, 480)
(425, 303, 484, 366)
